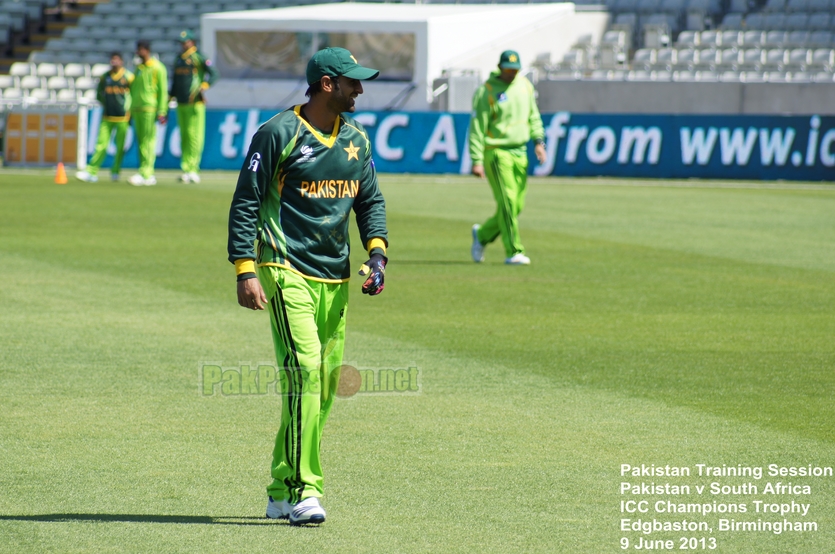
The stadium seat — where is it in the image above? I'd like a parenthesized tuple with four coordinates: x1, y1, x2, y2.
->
(809, 47, 834, 68)
(787, 48, 811, 68)
(627, 69, 654, 80)
(677, 30, 699, 46)
(29, 51, 58, 64)
(589, 69, 609, 80)
(790, 70, 812, 81)
(36, 63, 60, 78)
(633, 47, 655, 68)
(0, 74, 14, 89)
(787, 0, 809, 10)
(20, 75, 41, 90)
(82, 89, 98, 101)
(91, 64, 110, 78)
(28, 88, 51, 101)
(721, 30, 741, 46)
(742, 30, 764, 46)
(727, 0, 749, 11)
(807, 13, 831, 30)
(700, 30, 718, 45)
(675, 48, 696, 67)
(763, 0, 786, 11)
(720, 70, 741, 81)
(57, 52, 84, 65)
(721, 13, 744, 28)
(696, 47, 717, 67)
(785, 13, 809, 30)
(673, 69, 696, 80)
(69, 38, 98, 54)
(139, 27, 166, 42)
(653, 69, 673, 79)
(77, 13, 106, 29)
(63, 63, 87, 79)
(3, 87, 23, 100)
(94, 2, 121, 15)
(807, 0, 830, 10)
(200, 3, 223, 13)
(47, 75, 70, 91)
(813, 70, 834, 81)
(696, 70, 719, 81)
(807, 31, 831, 46)
(120, 4, 144, 15)
(659, 0, 686, 14)
(787, 30, 810, 45)
(637, 0, 661, 13)
(56, 89, 78, 102)
(132, 15, 156, 28)
(762, 48, 787, 69)
(742, 70, 765, 81)
(98, 39, 123, 54)
(741, 48, 764, 67)
(146, 3, 169, 16)
(745, 14, 765, 28)
(10, 61, 32, 77)
(718, 48, 741, 68)
(764, 71, 788, 81)
(655, 48, 675, 67)
(765, 31, 787, 45)
(63, 26, 87, 40)
(75, 76, 97, 91)
(763, 14, 787, 29)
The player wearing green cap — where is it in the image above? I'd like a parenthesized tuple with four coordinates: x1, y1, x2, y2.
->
(128, 40, 168, 186)
(469, 49, 546, 265)
(228, 47, 387, 525)
(171, 29, 219, 184)
(76, 52, 133, 183)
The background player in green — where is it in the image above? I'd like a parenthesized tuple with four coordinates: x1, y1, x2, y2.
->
(76, 52, 133, 183)
(227, 47, 387, 525)
(171, 29, 218, 184)
(469, 50, 547, 265)
(128, 40, 168, 186)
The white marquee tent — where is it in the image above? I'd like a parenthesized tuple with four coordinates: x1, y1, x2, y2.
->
(202, 2, 608, 111)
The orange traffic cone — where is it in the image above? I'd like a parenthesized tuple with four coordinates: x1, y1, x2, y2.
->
(55, 163, 68, 185)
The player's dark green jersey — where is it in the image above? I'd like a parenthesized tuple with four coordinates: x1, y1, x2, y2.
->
(228, 105, 388, 282)
(171, 46, 218, 104)
(97, 68, 134, 122)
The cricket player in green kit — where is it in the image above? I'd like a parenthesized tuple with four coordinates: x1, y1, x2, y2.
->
(227, 47, 387, 525)
(469, 50, 546, 265)
(76, 53, 133, 183)
(128, 40, 168, 186)
(171, 30, 218, 184)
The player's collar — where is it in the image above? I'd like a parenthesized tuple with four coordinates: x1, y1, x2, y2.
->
(110, 68, 125, 80)
(181, 46, 197, 59)
(294, 104, 340, 148)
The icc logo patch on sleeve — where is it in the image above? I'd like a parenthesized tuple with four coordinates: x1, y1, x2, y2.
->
(497, 92, 508, 103)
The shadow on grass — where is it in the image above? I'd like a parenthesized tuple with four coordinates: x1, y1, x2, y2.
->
(392, 260, 476, 266)
(0, 514, 293, 526)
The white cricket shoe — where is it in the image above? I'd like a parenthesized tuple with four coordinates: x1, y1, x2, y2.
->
(178, 173, 191, 183)
(128, 174, 145, 186)
(144, 176, 157, 186)
(505, 253, 531, 265)
(265, 496, 291, 520)
(289, 497, 326, 525)
(471, 224, 484, 263)
(187, 172, 201, 184)
(76, 170, 97, 182)
(110, 173, 120, 182)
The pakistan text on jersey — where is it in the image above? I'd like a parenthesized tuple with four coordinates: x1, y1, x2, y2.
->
(105, 86, 129, 95)
(300, 180, 359, 199)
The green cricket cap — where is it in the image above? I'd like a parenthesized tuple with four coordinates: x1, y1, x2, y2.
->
(306, 47, 379, 85)
(178, 29, 195, 42)
(499, 50, 522, 69)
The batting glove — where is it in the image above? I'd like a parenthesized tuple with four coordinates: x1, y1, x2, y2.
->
(358, 254, 387, 296)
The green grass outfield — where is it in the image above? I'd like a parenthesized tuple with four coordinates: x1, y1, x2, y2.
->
(1, 170, 834, 553)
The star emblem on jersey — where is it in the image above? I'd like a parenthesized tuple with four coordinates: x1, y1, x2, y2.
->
(344, 141, 359, 161)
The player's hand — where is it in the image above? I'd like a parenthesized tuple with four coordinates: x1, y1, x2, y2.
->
(535, 142, 547, 164)
(157, 115, 168, 125)
(472, 164, 485, 178)
(358, 254, 387, 296)
(237, 277, 267, 310)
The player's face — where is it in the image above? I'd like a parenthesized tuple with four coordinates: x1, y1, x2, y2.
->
(499, 68, 519, 83)
(329, 76, 363, 113)
(181, 39, 194, 53)
(110, 55, 123, 71)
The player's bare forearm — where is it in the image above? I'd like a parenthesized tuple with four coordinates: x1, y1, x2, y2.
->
(237, 278, 267, 310)
(534, 143, 547, 164)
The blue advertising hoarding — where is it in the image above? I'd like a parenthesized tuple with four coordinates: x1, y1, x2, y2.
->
(87, 108, 835, 181)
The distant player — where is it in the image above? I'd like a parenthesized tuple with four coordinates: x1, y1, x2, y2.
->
(76, 52, 133, 183)
(170, 29, 219, 184)
(469, 50, 546, 265)
(128, 40, 168, 186)
(227, 47, 388, 525)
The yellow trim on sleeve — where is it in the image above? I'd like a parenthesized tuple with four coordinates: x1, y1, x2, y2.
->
(366, 237, 387, 256)
(200, 82, 210, 90)
(234, 259, 256, 275)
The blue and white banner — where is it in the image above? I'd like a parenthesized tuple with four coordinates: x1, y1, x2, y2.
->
(88, 109, 835, 181)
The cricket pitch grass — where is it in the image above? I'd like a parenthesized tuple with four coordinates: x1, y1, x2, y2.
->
(1, 170, 833, 553)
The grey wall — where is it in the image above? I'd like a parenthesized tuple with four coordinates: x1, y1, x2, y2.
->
(536, 81, 835, 115)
